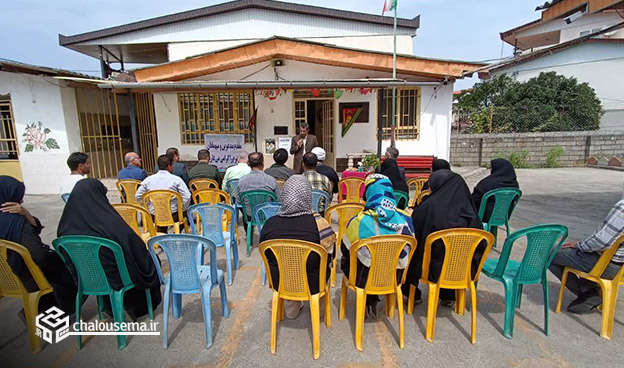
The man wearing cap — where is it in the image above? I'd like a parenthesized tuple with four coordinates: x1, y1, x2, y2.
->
(264, 148, 295, 180)
(311, 147, 338, 194)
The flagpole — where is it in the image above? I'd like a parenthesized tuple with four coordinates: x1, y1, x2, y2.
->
(390, 3, 397, 148)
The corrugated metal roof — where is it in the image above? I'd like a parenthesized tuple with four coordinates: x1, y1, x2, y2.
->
(535, 0, 566, 11)
(0, 58, 100, 79)
(59, 0, 420, 46)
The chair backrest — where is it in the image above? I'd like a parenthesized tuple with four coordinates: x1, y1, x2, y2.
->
(422, 229, 495, 289)
(254, 202, 283, 231)
(240, 190, 278, 222)
(407, 178, 428, 196)
(491, 224, 568, 283)
(0, 239, 52, 297)
(148, 234, 218, 292)
(193, 189, 230, 205)
(311, 189, 331, 213)
(416, 189, 432, 206)
(348, 235, 417, 293)
(275, 179, 286, 190)
(587, 234, 624, 279)
(187, 203, 236, 245)
(338, 177, 365, 203)
(324, 203, 365, 244)
(116, 179, 142, 206)
(61, 193, 70, 203)
(478, 188, 522, 226)
(143, 189, 184, 227)
(259, 239, 328, 298)
(112, 203, 157, 239)
(393, 190, 409, 209)
(53, 235, 133, 294)
(226, 179, 240, 204)
(189, 178, 219, 192)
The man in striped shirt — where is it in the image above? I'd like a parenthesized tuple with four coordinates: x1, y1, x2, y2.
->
(549, 199, 624, 314)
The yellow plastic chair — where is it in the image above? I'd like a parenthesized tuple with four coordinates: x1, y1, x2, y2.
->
(193, 189, 230, 205)
(407, 178, 428, 207)
(112, 203, 164, 244)
(143, 190, 187, 234)
(275, 179, 286, 190)
(324, 202, 365, 286)
(0, 239, 54, 353)
(408, 228, 494, 344)
(189, 178, 219, 192)
(555, 234, 624, 340)
(415, 189, 432, 206)
(259, 239, 331, 360)
(339, 235, 417, 351)
(116, 179, 142, 206)
(338, 177, 365, 204)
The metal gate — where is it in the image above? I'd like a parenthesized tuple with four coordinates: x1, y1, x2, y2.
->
(0, 98, 22, 180)
(134, 93, 158, 174)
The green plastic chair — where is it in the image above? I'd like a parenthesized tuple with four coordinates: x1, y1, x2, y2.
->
(239, 190, 278, 256)
(53, 235, 155, 350)
(477, 188, 522, 247)
(393, 190, 409, 210)
(481, 224, 567, 339)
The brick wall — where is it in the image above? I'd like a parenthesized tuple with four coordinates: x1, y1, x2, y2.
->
(450, 131, 624, 167)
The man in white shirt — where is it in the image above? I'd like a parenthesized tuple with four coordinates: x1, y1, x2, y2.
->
(222, 151, 251, 193)
(60, 152, 91, 194)
(135, 154, 191, 217)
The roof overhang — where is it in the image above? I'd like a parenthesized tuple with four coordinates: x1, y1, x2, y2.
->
(539, 0, 624, 22)
(0, 58, 100, 80)
(133, 37, 485, 82)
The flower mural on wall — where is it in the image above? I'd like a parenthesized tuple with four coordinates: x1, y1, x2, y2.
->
(22, 121, 60, 152)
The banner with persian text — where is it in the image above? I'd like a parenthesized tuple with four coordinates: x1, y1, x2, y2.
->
(204, 134, 244, 170)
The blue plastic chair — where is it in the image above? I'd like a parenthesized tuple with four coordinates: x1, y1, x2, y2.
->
(311, 189, 331, 214)
(61, 193, 70, 203)
(187, 203, 240, 285)
(254, 202, 282, 286)
(477, 187, 522, 247)
(481, 224, 568, 339)
(226, 179, 241, 206)
(147, 234, 229, 349)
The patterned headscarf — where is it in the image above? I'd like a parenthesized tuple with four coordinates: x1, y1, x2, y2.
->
(277, 175, 313, 217)
(363, 174, 405, 232)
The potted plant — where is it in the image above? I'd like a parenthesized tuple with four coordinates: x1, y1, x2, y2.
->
(361, 154, 381, 173)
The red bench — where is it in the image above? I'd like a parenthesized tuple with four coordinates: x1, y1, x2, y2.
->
(382, 155, 434, 179)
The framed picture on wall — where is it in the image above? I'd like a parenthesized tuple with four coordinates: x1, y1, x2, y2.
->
(265, 138, 276, 154)
(339, 102, 369, 124)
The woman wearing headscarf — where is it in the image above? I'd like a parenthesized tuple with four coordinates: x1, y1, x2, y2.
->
(472, 158, 519, 222)
(260, 175, 336, 319)
(380, 158, 409, 209)
(421, 158, 451, 191)
(405, 170, 484, 307)
(340, 174, 415, 317)
(0, 176, 77, 314)
(57, 179, 161, 319)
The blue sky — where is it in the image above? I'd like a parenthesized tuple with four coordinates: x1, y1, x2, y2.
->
(2, 0, 544, 89)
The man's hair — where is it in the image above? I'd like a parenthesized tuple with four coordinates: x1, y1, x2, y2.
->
(248, 152, 264, 168)
(273, 148, 288, 165)
(302, 152, 318, 169)
(157, 154, 173, 170)
(238, 151, 249, 161)
(67, 152, 89, 171)
(166, 147, 179, 158)
(386, 147, 399, 159)
(197, 149, 210, 161)
(299, 123, 309, 131)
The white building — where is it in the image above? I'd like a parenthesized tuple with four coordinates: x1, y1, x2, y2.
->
(484, 0, 624, 131)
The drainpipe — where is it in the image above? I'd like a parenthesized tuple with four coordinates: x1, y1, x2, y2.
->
(128, 90, 139, 153)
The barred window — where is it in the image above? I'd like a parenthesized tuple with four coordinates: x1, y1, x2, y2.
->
(178, 92, 254, 144)
(0, 98, 19, 160)
(378, 88, 421, 140)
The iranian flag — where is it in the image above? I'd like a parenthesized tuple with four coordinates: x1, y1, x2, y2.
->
(382, 0, 397, 14)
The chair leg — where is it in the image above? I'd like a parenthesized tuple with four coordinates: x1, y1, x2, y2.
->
(96, 295, 106, 320)
(232, 239, 240, 269)
(200, 283, 214, 348)
(339, 277, 348, 321)
(555, 269, 570, 313)
(75, 290, 83, 350)
(517, 284, 524, 309)
(163, 284, 171, 349)
(407, 284, 416, 315)
(469, 282, 478, 344)
(425, 283, 439, 343)
(396, 287, 405, 349)
(330, 259, 336, 287)
(246, 222, 253, 257)
(541, 277, 550, 336)
(24, 292, 43, 353)
(324, 287, 332, 328)
(386, 293, 395, 318)
(277, 296, 284, 323)
(491, 226, 498, 248)
(455, 289, 466, 316)
(111, 291, 127, 350)
(355, 288, 366, 351)
(225, 243, 233, 285)
(261, 264, 267, 286)
(219, 279, 229, 318)
(145, 289, 154, 320)
(503, 279, 518, 339)
(310, 294, 321, 359)
(172, 294, 182, 319)
(598, 282, 617, 340)
(270, 292, 279, 355)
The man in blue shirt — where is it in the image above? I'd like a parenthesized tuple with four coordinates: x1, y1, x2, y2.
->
(118, 152, 148, 180)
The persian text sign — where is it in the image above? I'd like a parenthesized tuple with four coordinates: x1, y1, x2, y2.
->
(204, 134, 244, 170)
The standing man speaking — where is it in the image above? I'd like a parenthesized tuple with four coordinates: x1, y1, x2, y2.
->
(290, 123, 319, 174)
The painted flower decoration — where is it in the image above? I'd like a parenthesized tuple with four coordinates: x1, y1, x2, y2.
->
(22, 121, 60, 152)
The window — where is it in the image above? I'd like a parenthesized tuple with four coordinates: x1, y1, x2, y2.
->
(178, 91, 254, 144)
(378, 88, 421, 140)
(0, 98, 19, 160)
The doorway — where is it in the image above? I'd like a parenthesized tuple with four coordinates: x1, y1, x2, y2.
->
(293, 98, 335, 168)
